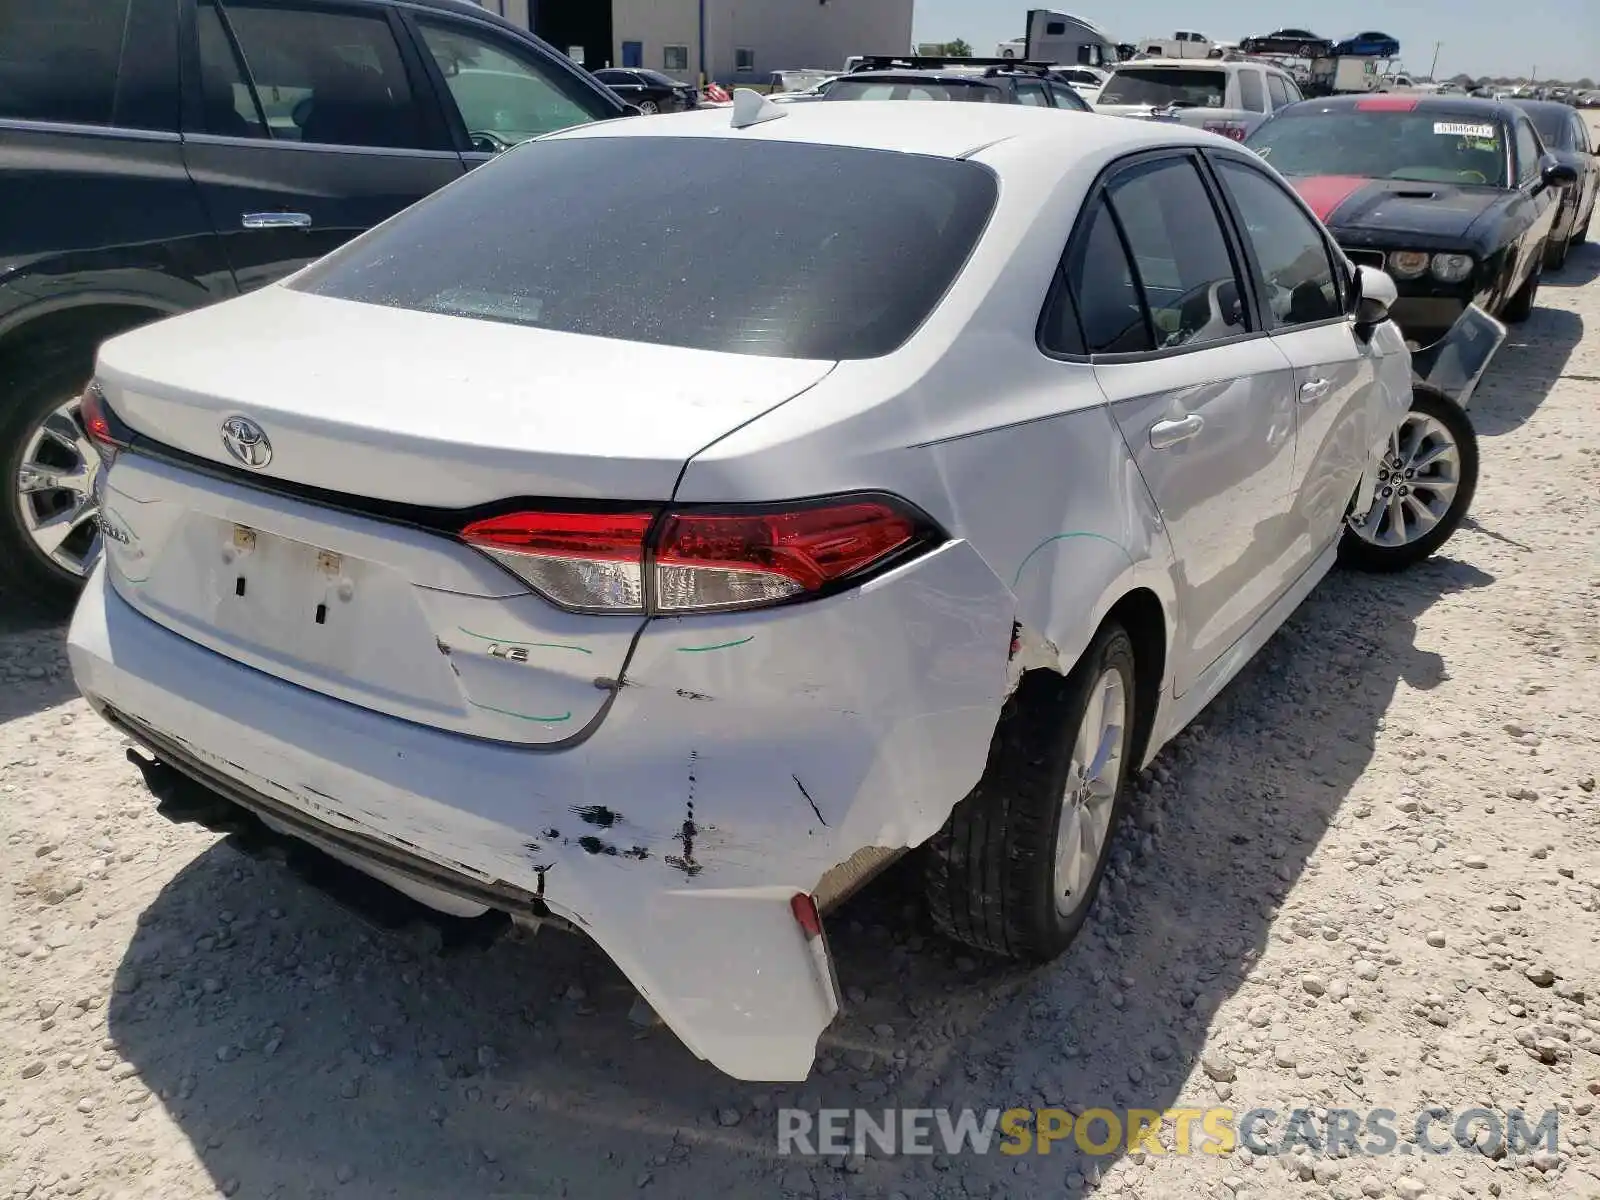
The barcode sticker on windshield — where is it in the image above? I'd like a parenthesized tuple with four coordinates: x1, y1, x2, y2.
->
(1434, 122, 1496, 138)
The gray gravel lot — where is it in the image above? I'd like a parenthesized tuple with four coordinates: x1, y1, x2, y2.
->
(3, 131, 1599, 1198)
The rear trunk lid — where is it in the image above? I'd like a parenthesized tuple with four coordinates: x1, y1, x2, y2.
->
(94, 286, 835, 745)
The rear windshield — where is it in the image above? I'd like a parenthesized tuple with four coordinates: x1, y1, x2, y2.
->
(1098, 68, 1226, 108)
(1247, 111, 1508, 187)
(290, 136, 998, 360)
(823, 78, 1003, 103)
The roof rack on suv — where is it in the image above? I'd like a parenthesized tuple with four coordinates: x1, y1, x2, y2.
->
(847, 55, 1057, 76)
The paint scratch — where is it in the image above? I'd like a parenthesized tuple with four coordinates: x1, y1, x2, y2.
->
(467, 700, 572, 723)
(570, 805, 619, 828)
(455, 627, 593, 655)
(675, 636, 754, 653)
(1010, 532, 1130, 589)
(793, 774, 827, 827)
(675, 688, 714, 701)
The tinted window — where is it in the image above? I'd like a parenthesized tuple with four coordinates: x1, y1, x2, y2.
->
(1514, 119, 1541, 183)
(218, 2, 425, 149)
(1283, 79, 1304, 103)
(1522, 107, 1567, 146)
(1238, 70, 1265, 112)
(1573, 115, 1592, 154)
(291, 138, 998, 361)
(1247, 112, 1508, 187)
(1099, 68, 1226, 108)
(0, 0, 132, 126)
(823, 79, 1003, 103)
(1015, 80, 1050, 107)
(1266, 74, 1290, 109)
(197, 2, 266, 138)
(1066, 198, 1151, 354)
(1048, 83, 1089, 111)
(1105, 157, 1248, 349)
(1214, 158, 1342, 327)
(418, 18, 605, 147)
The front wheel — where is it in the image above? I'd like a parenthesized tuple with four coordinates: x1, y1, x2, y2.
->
(1338, 388, 1478, 573)
(637, 99, 660, 115)
(1546, 226, 1571, 270)
(924, 624, 1137, 962)
(1501, 253, 1542, 322)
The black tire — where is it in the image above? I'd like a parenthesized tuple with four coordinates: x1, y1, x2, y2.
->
(1501, 254, 1542, 322)
(0, 342, 100, 614)
(1337, 388, 1478, 573)
(924, 624, 1137, 962)
(1545, 227, 1570, 270)
(637, 99, 660, 114)
(1576, 210, 1592, 245)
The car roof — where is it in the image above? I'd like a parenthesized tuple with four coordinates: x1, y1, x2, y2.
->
(838, 69, 1003, 83)
(1508, 98, 1577, 118)
(541, 100, 1217, 163)
(1282, 94, 1519, 122)
(1112, 58, 1291, 77)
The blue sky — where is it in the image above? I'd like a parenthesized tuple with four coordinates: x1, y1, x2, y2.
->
(910, 1, 1600, 82)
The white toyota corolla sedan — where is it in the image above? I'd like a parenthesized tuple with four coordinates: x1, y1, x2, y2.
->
(67, 94, 1472, 1081)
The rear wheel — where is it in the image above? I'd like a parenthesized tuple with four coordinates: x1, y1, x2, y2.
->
(1338, 388, 1478, 573)
(924, 624, 1136, 961)
(0, 344, 104, 613)
(637, 99, 660, 114)
(1502, 254, 1542, 322)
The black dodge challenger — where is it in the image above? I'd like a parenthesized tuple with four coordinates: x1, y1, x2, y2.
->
(1244, 95, 1577, 344)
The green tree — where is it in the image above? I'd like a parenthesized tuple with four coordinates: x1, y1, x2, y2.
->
(946, 38, 973, 57)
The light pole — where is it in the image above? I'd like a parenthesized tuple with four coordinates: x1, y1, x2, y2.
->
(1428, 41, 1441, 81)
(698, 0, 707, 89)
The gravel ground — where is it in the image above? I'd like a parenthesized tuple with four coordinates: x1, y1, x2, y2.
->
(4, 160, 1599, 1199)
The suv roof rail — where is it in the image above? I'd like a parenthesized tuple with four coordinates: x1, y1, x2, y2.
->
(847, 55, 1056, 75)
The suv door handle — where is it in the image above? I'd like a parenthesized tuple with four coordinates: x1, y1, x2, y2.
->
(242, 212, 312, 229)
(1299, 377, 1333, 404)
(1149, 413, 1205, 449)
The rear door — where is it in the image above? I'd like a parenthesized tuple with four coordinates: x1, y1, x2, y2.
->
(1207, 152, 1390, 574)
(1070, 151, 1301, 694)
(180, 0, 464, 293)
(1570, 113, 1599, 233)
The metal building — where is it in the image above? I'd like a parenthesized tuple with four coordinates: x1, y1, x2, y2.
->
(469, 0, 913, 83)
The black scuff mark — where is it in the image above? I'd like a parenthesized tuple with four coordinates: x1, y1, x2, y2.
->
(1009, 619, 1023, 660)
(570, 805, 619, 828)
(793, 775, 828, 827)
(533, 864, 550, 897)
(577, 835, 619, 857)
(523, 840, 542, 854)
(541, 827, 560, 840)
(666, 748, 703, 877)
(675, 688, 714, 702)
(623, 846, 649, 861)
(435, 637, 452, 656)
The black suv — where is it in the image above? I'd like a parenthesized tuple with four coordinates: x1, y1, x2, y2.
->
(0, 0, 626, 611)
(820, 57, 1094, 111)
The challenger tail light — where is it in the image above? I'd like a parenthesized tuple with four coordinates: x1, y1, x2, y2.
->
(1202, 121, 1248, 142)
(459, 497, 935, 615)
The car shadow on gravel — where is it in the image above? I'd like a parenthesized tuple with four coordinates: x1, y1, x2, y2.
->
(1541, 239, 1600, 289)
(0, 612, 76, 721)
(104, 556, 1493, 1200)
(1468, 305, 1584, 436)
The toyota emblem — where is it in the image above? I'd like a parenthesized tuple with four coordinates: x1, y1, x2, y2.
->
(220, 415, 272, 469)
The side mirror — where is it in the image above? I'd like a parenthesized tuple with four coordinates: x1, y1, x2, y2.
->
(1351, 264, 1397, 337)
(1540, 154, 1579, 188)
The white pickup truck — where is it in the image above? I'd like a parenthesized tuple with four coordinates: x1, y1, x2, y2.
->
(1135, 31, 1216, 59)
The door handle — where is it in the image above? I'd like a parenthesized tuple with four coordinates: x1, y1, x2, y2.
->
(242, 212, 312, 229)
(1149, 413, 1205, 449)
(1299, 377, 1333, 404)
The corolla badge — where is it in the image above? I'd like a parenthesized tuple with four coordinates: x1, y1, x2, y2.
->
(220, 415, 272, 469)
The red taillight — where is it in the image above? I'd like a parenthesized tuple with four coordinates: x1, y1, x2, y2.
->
(790, 892, 823, 940)
(79, 385, 119, 449)
(460, 510, 653, 612)
(1355, 95, 1419, 112)
(1203, 121, 1248, 142)
(459, 497, 930, 615)
(653, 500, 917, 612)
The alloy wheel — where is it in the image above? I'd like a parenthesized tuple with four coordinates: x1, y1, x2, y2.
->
(15, 393, 103, 579)
(1347, 410, 1462, 548)
(1053, 667, 1127, 914)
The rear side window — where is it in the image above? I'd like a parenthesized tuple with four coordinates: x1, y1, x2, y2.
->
(1104, 157, 1248, 349)
(291, 137, 999, 361)
(1015, 80, 1050, 107)
(1514, 118, 1541, 183)
(1237, 70, 1265, 112)
(1266, 74, 1290, 110)
(1048, 83, 1090, 111)
(209, 1, 428, 149)
(1062, 198, 1151, 354)
(0, 0, 143, 127)
(1099, 68, 1226, 108)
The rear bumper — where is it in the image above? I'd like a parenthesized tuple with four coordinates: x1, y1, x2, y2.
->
(68, 537, 1014, 1079)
